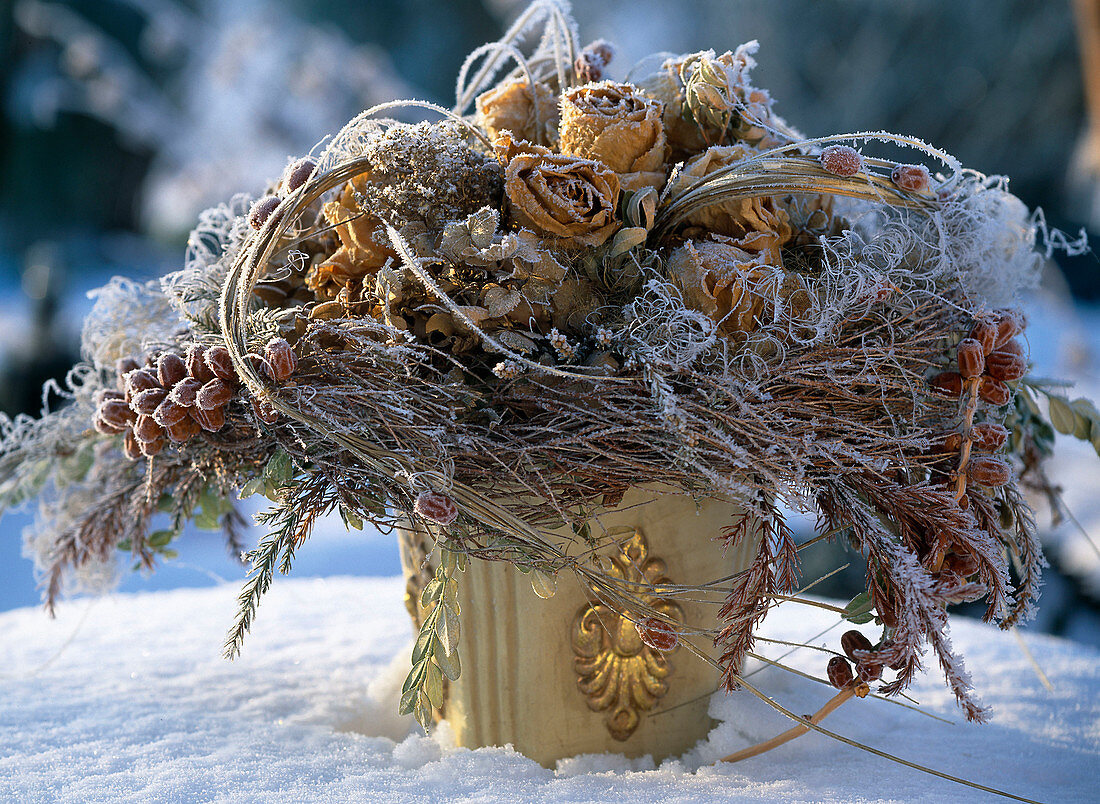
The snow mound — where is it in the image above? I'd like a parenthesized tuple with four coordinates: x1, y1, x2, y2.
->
(1, 577, 1097, 803)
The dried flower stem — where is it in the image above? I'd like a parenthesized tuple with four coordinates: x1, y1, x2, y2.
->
(719, 684, 858, 763)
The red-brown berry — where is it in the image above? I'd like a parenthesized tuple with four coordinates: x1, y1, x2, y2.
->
(98, 399, 135, 429)
(413, 490, 459, 526)
(191, 405, 226, 433)
(197, 379, 234, 411)
(251, 397, 279, 425)
(115, 356, 141, 376)
(249, 195, 281, 230)
(169, 377, 202, 407)
(969, 317, 998, 356)
(929, 371, 963, 397)
(157, 353, 187, 388)
(282, 157, 316, 193)
(204, 346, 238, 383)
(264, 337, 297, 382)
(978, 376, 1011, 406)
(967, 455, 1011, 487)
(820, 145, 863, 177)
(970, 422, 1009, 453)
(827, 656, 854, 689)
(139, 435, 165, 458)
(123, 430, 143, 460)
(133, 414, 164, 443)
(93, 412, 126, 435)
(840, 630, 874, 660)
(993, 309, 1025, 348)
(125, 369, 160, 397)
(130, 388, 168, 415)
(956, 338, 985, 379)
(856, 660, 883, 682)
(153, 399, 189, 428)
(891, 163, 931, 193)
(986, 347, 1027, 382)
(165, 415, 201, 444)
(636, 616, 679, 652)
(186, 344, 215, 383)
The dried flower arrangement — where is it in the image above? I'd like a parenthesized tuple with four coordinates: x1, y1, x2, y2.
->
(1, 1, 1095, 796)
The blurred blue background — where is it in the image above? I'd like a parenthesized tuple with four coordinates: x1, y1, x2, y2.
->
(1, 0, 1099, 644)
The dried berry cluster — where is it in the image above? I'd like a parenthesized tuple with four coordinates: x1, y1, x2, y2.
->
(928, 308, 1027, 505)
(826, 629, 903, 695)
(93, 338, 299, 458)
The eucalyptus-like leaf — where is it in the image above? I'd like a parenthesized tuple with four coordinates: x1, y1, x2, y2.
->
(434, 639, 461, 681)
(530, 569, 558, 599)
(435, 602, 461, 656)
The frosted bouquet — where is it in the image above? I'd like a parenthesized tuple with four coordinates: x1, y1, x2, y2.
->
(2, 1, 1094, 770)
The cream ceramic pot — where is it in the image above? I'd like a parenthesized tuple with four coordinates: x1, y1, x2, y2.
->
(398, 487, 757, 767)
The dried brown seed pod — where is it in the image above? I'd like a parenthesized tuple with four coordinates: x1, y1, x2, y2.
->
(133, 414, 165, 443)
(282, 157, 316, 193)
(191, 405, 226, 433)
(264, 337, 297, 381)
(197, 379, 234, 411)
(98, 399, 135, 429)
(130, 388, 168, 415)
(945, 551, 980, 578)
(840, 630, 874, 660)
(93, 412, 126, 435)
(186, 344, 215, 383)
(636, 617, 679, 652)
(139, 435, 165, 458)
(938, 432, 963, 453)
(891, 163, 930, 193)
(251, 397, 279, 424)
(166, 415, 201, 443)
(993, 308, 1025, 348)
(94, 388, 125, 405)
(169, 377, 202, 407)
(856, 660, 883, 682)
(957, 492, 970, 511)
(248, 195, 281, 230)
(413, 489, 459, 526)
(123, 430, 143, 460)
(204, 346, 238, 383)
(970, 422, 1009, 453)
(986, 347, 1027, 382)
(969, 317, 998, 356)
(929, 371, 963, 397)
(827, 656, 854, 689)
(967, 455, 1011, 487)
(126, 369, 160, 397)
(994, 338, 1025, 360)
(820, 145, 863, 177)
(115, 356, 141, 377)
(956, 338, 985, 379)
(978, 376, 1011, 406)
(153, 398, 189, 428)
(157, 353, 187, 388)
(246, 352, 271, 379)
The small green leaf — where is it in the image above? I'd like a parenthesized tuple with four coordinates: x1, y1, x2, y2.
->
(424, 661, 445, 710)
(440, 547, 459, 575)
(420, 579, 444, 607)
(412, 624, 435, 665)
(435, 602, 461, 657)
(530, 569, 557, 599)
(147, 530, 175, 548)
(238, 477, 265, 499)
(1049, 396, 1076, 435)
(398, 686, 419, 716)
(264, 448, 293, 487)
(414, 693, 432, 732)
(434, 639, 461, 681)
(843, 591, 876, 624)
(117, 539, 132, 552)
(401, 659, 427, 695)
(339, 506, 363, 531)
(160, 548, 179, 560)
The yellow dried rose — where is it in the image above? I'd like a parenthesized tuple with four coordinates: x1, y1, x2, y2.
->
(666, 145, 793, 263)
(496, 135, 621, 248)
(667, 238, 815, 338)
(558, 81, 667, 192)
(475, 79, 559, 145)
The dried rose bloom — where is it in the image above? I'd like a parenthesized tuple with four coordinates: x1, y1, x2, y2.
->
(496, 135, 621, 247)
(667, 238, 811, 335)
(558, 81, 667, 191)
(475, 79, 559, 145)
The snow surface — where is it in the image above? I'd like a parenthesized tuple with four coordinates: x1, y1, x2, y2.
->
(2, 577, 1097, 803)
